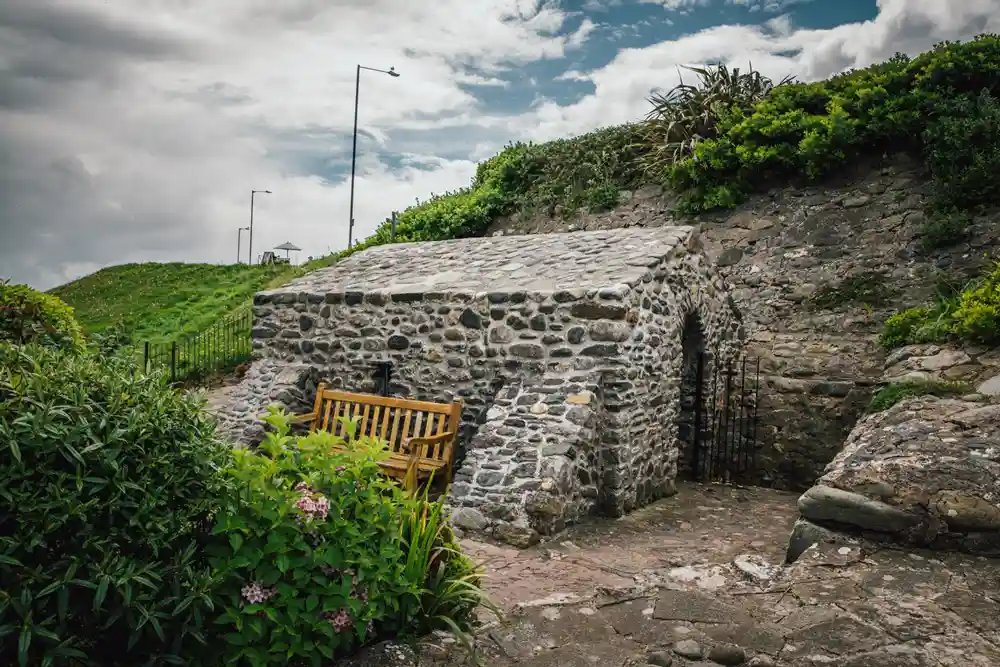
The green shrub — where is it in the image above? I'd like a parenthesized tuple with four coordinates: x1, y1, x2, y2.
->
(584, 184, 621, 212)
(665, 36, 1000, 213)
(0, 344, 235, 667)
(869, 380, 970, 413)
(923, 90, 1000, 211)
(948, 263, 1000, 344)
(918, 208, 973, 252)
(88, 318, 135, 357)
(880, 261, 1000, 348)
(0, 280, 85, 352)
(207, 409, 489, 666)
(639, 63, 795, 180)
(879, 306, 946, 348)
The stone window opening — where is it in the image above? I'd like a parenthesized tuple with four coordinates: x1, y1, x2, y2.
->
(371, 361, 393, 397)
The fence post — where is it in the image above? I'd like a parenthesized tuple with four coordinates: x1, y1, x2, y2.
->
(143, 341, 149, 373)
(170, 341, 177, 383)
(390, 211, 397, 242)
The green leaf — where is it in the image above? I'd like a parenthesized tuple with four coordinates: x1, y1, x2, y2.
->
(276, 553, 290, 573)
(229, 532, 244, 552)
(18, 625, 31, 667)
(93, 578, 109, 612)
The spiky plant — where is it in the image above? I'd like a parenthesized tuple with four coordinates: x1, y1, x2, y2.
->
(638, 62, 796, 175)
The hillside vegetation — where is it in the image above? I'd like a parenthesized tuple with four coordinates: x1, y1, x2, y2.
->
(50, 262, 295, 341)
(60, 36, 1000, 345)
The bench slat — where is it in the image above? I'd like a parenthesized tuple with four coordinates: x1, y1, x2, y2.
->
(400, 409, 414, 455)
(319, 389, 456, 414)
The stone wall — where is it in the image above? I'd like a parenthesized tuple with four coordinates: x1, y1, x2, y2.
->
(218, 227, 741, 546)
(489, 154, 1000, 490)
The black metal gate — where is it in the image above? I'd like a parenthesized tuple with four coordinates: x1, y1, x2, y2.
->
(687, 353, 760, 484)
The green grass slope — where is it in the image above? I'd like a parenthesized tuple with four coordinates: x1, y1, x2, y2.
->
(50, 262, 297, 342)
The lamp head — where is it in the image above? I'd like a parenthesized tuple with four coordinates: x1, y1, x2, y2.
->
(388, 67, 400, 78)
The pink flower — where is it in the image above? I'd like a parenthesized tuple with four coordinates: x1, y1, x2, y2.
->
(335, 465, 346, 472)
(241, 581, 276, 605)
(295, 486, 330, 522)
(322, 609, 353, 633)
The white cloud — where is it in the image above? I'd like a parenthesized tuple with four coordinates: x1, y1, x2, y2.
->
(640, 0, 711, 10)
(555, 70, 592, 82)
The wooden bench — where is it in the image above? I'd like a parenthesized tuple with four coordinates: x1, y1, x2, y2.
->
(291, 383, 463, 489)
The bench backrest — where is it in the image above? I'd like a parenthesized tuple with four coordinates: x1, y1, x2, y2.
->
(308, 384, 462, 462)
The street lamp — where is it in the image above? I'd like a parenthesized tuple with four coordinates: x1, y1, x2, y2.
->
(348, 64, 400, 249)
(249, 189, 271, 266)
(237, 226, 250, 264)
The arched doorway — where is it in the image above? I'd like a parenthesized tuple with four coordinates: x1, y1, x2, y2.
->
(675, 312, 706, 480)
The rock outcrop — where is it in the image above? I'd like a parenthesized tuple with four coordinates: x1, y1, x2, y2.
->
(793, 396, 1000, 556)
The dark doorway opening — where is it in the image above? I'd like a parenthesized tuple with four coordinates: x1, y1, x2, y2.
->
(676, 313, 706, 479)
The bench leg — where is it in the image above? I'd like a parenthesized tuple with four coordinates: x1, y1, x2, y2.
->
(403, 459, 419, 494)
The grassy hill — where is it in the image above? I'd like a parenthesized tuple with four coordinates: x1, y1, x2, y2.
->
(51, 36, 1000, 345)
(50, 262, 298, 342)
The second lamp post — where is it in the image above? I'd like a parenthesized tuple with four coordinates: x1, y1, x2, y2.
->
(249, 189, 271, 265)
(348, 64, 400, 249)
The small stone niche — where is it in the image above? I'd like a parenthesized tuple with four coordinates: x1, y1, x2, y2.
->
(218, 227, 742, 546)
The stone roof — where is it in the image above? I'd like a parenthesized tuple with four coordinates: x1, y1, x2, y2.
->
(265, 227, 695, 298)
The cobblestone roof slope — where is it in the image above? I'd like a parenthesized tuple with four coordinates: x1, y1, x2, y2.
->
(261, 227, 695, 297)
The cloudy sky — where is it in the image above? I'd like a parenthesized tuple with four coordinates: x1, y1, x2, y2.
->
(2, 0, 998, 290)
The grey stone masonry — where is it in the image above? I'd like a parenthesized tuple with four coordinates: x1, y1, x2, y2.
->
(217, 227, 743, 546)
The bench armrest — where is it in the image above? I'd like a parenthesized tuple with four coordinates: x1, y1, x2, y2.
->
(289, 412, 317, 425)
(402, 431, 456, 456)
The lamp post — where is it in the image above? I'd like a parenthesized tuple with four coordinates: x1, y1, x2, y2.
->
(237, 226, 250, 264)
(348, 64, 400, 249)
(249, 189, 271, 266)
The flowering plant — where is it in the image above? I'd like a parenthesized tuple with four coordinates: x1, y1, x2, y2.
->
(206, 408, 423, 666)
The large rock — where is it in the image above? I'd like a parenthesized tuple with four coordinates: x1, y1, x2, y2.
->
(793, 396, 1000, 554)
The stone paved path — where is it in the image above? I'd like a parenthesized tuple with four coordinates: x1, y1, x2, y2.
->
(423, 484, 1000, 667)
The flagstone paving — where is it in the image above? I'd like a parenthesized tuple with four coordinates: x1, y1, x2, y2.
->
(406, 483, 1000, 667)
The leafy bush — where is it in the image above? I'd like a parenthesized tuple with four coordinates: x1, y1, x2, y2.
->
(666, 36, 1000, 213)
(880, 306, 938, 348)
(0, 280, 85, 352)
(948, 263, 1000, 344)
(923, 90, 1000, 211)
(88, 318, 134, 357)
(880, 261, 1000, 348)
(473, 126, 645, 218)
(918, 208, 973, 252)
(869, 380, 969, 413)
(640, 63, 795, 178)
(0, 344, 235, 667)
(207, 409, 490, 667)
